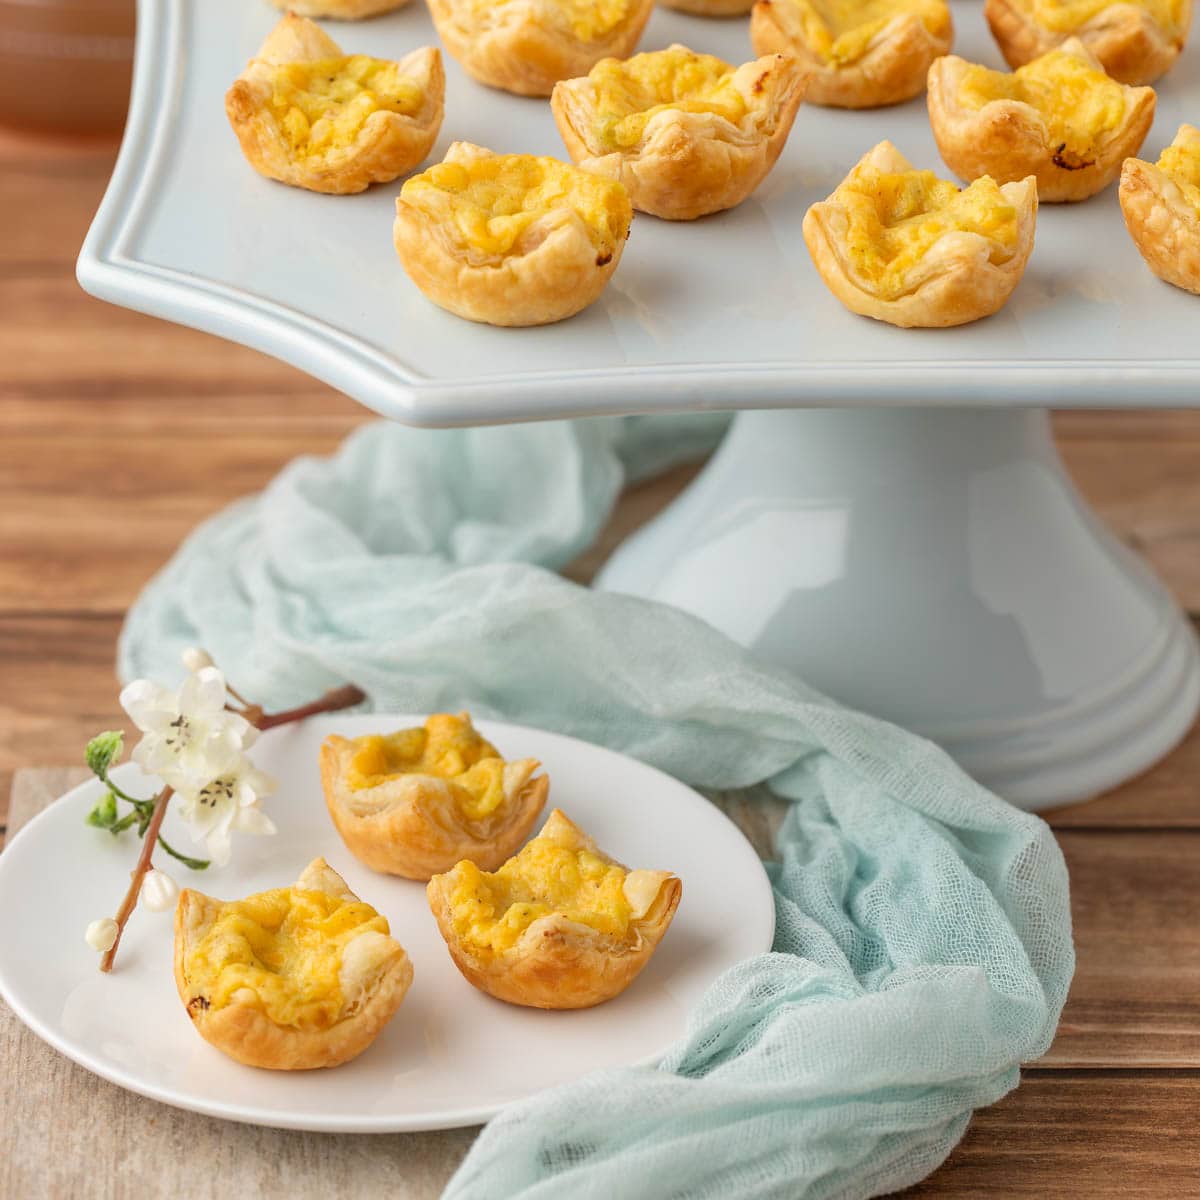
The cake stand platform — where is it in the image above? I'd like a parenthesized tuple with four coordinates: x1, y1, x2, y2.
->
(77, 0, 1200, 808)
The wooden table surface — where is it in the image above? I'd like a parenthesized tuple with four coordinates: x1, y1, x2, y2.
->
(2, 126, 1200, 1198)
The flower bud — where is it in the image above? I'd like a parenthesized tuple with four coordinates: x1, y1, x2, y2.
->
(85, 918, 119, 953)
(140, 869, 180, 912)
(181, 647, 215, 672)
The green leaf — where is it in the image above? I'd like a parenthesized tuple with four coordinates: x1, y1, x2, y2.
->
(158, 836, 209, 871)
(109, 812, 138, 836)
(85, 791, 119, 829)
(85, 731, 125, 779)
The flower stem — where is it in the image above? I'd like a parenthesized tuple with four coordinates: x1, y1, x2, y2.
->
(250, 683, 366, 731)
(100, 785, 172, 973)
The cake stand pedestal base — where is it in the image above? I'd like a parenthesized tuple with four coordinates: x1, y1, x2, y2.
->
(597, 408, 1200, 810)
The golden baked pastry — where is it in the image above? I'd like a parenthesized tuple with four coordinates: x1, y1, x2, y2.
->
(1120, 124, 1200, 294)
(984, 0, 1190, 84)
(927, 40, 1155, 202)
(749, 0, 953, 108)
(268, 0, 412, 18)
(658, 0, 755, 15)
(394, 141, 633, 326)
(320, 712, 549, 880)
(803, 141, 1037, 327)
(426, 0, 654, 97)
(427, 809, 681, 1009)
(551, 46, 808, 221)
(174, 858, 412, 1070)
(225, 14, 444, 194)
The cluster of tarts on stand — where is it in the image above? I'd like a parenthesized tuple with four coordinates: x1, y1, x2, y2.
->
(174, 712, 683, 1070)
(225, 0, 1199, 332)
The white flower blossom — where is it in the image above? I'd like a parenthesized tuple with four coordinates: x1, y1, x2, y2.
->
(181, 647, 215, 672)
(85, 918, 119, 953)
(140, 869, 180, 912)
(119, 667, 256, 789)
(174, 758, 278, 867)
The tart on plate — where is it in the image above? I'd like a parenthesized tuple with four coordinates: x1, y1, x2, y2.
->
(425, 0, 654, 96)
(1120, 124, 1200, 294)
(268, 0, 412, 18)
(427, 808, 681, 1009)
(321, 712, 549, 880)
(551, 45, 809, 220)
(803, 140, 1037, 327)
(394, 141, 633, 326)
(983, 0, 1190, 84)
(749, 0, 953, 108)
(225, 13, 444, 194)
(174, 857, 413, 1070)
(927, 40, 1155, 201)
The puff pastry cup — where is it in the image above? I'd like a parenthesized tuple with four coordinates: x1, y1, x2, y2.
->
(225, 14, 444, 194)
(425, 0, 654, 97)
(749, 0, 953, 108)
(394, 141, 633, 326)
(269, 0, 412, 18)
(551, 46, 808, 220)
(1120, 124, 1200, 294)
(983, 0, 1191, 84)
(321, 712, 549, 880)
(427, 809, 681, 1009)
(174, 858, 413, 1070)
(927, 41, 1155, 202)
(803, 141, 1038, 327)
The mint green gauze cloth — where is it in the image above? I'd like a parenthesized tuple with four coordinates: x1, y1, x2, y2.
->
(120, 415, 1074, 1200)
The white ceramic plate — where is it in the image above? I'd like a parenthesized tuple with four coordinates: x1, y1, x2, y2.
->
(0, 716, 774, 1132)
(77, 0, 1200, 422)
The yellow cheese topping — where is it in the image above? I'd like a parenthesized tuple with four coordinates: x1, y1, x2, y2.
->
(958, 50, 1129, 162)
(467, 0, 630, 41)
(346, 713, 509, 820)
(1156, 127, 1200, 214)
(587, 49, 748, 150)
(1017, 0, 1185, 36)
(447, 830, 632, 954)
(266, 56, 424, 157)
(187, 887, 390, 1030)
(786, 0, 950, 65)
(400, 153, 631, 258)
(838, 167, 1019, 299)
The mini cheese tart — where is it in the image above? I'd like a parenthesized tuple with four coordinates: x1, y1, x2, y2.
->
(984, 0, 1191, 84)
(927, 41, 1155, 202)
(174, 858, 412, 1070)
(803, 141, 1037, 327)
(394, 142, 633, 326)
(1120, 124, 1200, 295)
(320, 711, 549, 880)
(427, 809, 681, 1009)
(225, 14, 444, 194)
(551, 46, 809, 221)
(749, 0, 953, 108)
(425, 0, 655, 97)
(268, 0, 412, 18)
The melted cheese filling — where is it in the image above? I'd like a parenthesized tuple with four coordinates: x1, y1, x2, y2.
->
(346, 713, 508, 819)
(838, 168, 1019, 299)
(786, 0, 950, 65)
(401, 153, 629, 257)
(587, 49, 747, 150)
(1157, 131, 1200, 213)
(448, 833, 633, 954)
(467, 0, 630, 41)
(266, 56, 424, 157)
(187, 887, 390, 1030)
(958, 50, 1129, 161)
(1018, 0, 1185, 36)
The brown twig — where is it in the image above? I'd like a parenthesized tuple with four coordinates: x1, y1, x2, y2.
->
(248, 683, 366, 730)
(100, 785, 172, 973)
